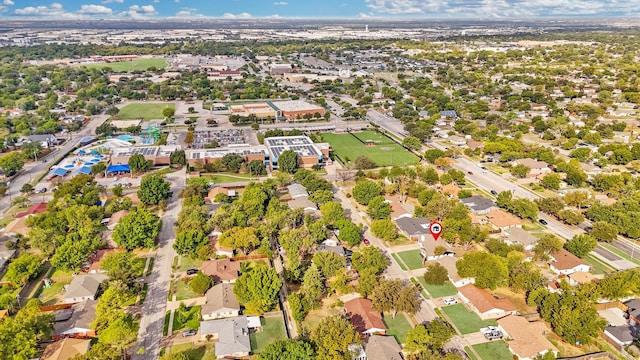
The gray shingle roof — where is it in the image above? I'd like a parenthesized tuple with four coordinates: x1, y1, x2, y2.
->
(200, 317, 251, 357)
(64, 274, 107, 301)
(395, 217, 430, 236)
(460, 196, 495, 211)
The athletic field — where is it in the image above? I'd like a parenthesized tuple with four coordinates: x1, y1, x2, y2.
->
(321, 130, 419, 167)
(118, 103, 174, 121)
(83, 58, 166, 72)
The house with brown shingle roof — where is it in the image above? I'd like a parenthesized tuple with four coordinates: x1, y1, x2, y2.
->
(364, 335, 402, 360)
(15, 202, 48, 218)
(436, 256, 474, 288)
(42, 338, 91, 360)
(511, 158, 552, 178)
(548, 249, 591, 275)
(486, 209, 523, 230)
(201, 258, 240, 283)
(497, 315, 558, 360)
(201, 283, 240, 320)
(458, 284, 517, 319)
(344, 298, 386, 336)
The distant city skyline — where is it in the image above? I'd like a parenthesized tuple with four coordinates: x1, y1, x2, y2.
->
(2, 0, 640, 20)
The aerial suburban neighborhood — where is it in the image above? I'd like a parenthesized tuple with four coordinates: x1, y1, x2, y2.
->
(1, 16, 640, 360)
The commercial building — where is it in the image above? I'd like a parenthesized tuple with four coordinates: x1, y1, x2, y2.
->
(110, 145, 181, 166)
(229, 103, 277, 119)
(270, 100, 325, 121)
(185, 146, 269, 167)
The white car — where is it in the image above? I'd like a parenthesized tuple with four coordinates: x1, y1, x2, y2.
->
(443, 297, 457, 305)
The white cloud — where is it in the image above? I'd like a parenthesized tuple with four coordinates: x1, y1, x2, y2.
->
(78, 4, 113, 15)
(273, 1, 288, 5)
(153, 0, 159, 2)
(174, 7, 207, 18)
(174, 0, 180, 2)
(13, 3, 81, 18)
(101, 0, 123, 3)
(3, 0, 14, 6)
(222, 12, 252, 19)
(126, 4, 158, 18)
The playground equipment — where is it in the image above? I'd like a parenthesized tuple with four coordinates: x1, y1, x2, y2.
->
(148, 125, 161, 142)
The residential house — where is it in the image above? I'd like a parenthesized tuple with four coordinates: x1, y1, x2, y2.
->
(567, 271, 595, 286)
(497, 315, 558, 360)
(42, 338, 91, 360)
(437, 256, 475, 287)
(53, 300, 98, 339)
(604, 325, 640, 350)
(448, 135, 466, 146)
(201, 283, 241, 320)
(201, 258, 240, 283)
(206, 187, 236, 203)
(395, 217, 431, 242)
(63, 274, 107, 304)
(344, 298, 387, 336)
(288, 196, 318, 212)
(511, 159, 552, 178)
(548, 249, 591, 275)
(315, 244, 346, 257)
(364, 335, 402, 360)
(466, 140, 484, 153)
(199, 317, 251, 359)
(419, 233, 454, 261)
(27, 134, 58, 148)
(503, 227, 538, 251)
(486, 209, 523, 230)
(460, 196, 496, 215)
(458, 284, 517, 319)
(87, 249, 117, 274)
(287, 183, 309, 198)
(625, 299, 640, 325)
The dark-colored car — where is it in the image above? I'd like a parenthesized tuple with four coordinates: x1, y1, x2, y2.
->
(490, 190, 498, 196)
(182, 330, 197, 337)
(363, 238, 370, 246)
(467, 171, 473, 175)
(186, 269, 198, 275)
(539, 219, 548, 225)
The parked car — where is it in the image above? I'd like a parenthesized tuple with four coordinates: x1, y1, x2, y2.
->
(467, 171, 473, 175)
(182, 330, 197, 337)
(484, 330, 503, 340)
(538, 219, 548, 225)
(186, 269, 198, 275)
(38, 188, 47, 194)
(363, 238, 370, 246)
(490, 190, 498, 196)
(443, 297, 457, 305)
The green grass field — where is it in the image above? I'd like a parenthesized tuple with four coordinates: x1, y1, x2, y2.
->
(83, 58, 167, 72)
(321, 130, 419, 167)
(175, 279, 200, 300)
(417, 277, 458, 298)
(118, 102, 174, 121)
(397, 250, 424, 270)
(584, 254, 615, 275)
(472, 341, 513, 360)
(172, 305, 201, 333)
(383, 313, 412, 344)
(169, 343, 216, 360)
(250, 316, 287, 353)
(441, 304, 497, 335)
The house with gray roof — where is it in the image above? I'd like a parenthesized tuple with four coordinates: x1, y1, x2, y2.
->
(287, 183, 309, 198)
(63, 274, 107, 304)
(460, 196, 497, 215)
(200, 317, 251, 358)
(27, 134, 58, 148)
(364, 335, 402, 360)
(201, 283, 240, 320)
(503, 227, 538, 250)
(395, 216, 431, 242)
(53, 300, 97, 339)
(604, 325, 640, 349)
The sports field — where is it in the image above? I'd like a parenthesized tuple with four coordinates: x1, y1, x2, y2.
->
(118, 102, 174, 121)
(84, 58, 166, 72)
(321, 130, 419, 167)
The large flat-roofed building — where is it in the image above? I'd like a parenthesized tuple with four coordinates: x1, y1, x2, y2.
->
(270, 100, 326, 121)
(185, 146, 269, 167)
(229, 103, 277, 119)
(110, 145, 180, 166)
(264, 136, 325, 169)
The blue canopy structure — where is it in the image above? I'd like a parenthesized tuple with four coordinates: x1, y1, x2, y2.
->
(80, 137, 96, 145)
(90, 150, 99, 155)
(64, 164, 74, 168)
(77, 150, 86, 155)
(77, 166, 92, 175)
(52, 168, 69, 177)
(106, 164, 131, 173)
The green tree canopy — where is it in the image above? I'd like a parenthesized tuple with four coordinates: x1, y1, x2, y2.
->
(257, 339, 315, 360)
(277, 149, 299, 174)
(138, 174, 171, 205)
(128, 153, 151, 174)
(112, 207, 161, 250)
(189, 272, 213, 295)
(310, 315, 361, 360)
(423, 262, 448, 285)
(564, 234, 598, 258)
(352, 180, 382, 205)
(367, 195, 392, 219)
(233, 264, 282, 314)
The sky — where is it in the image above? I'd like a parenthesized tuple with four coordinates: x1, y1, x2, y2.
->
(1, 0, 639, 20)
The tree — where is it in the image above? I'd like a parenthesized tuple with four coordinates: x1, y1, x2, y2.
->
(162, 107, 175, 118)
(312, 251, 346, 278)
(189, 272, 213, 295)
(533, 234, 563, 261)
(247, 160, 267, 175)
(218, 227, 261, 255)
(20, 183, 34, 195)
(590, 221, 619, 242)
(371, 279, 419, 318)
(541, 173, 561, 190)
(424, 149, 445, 164)
(367, 195, 392, 219)
(301, 263, 324, 309)
(91, 162, 107, 175)
(278, 150, 299, 174)
(354, 155, 376, 170)
(423, 319, 455, 350)
(184, 131, 194, 147)
(564, 162, 587, 186)
(357, 268, 379, 297)
(138, 174, 171, 205)
(0, 302, 54, 359)
(352, 180, 382, 205)
(5, 253, 41, 286)
(511, 164, 530, 178)
(507, 198, 539, 221)
(565, 234, 598, 258)
(21, 141, 42, 160)
(404, 325, 431, 354)
(336, 219, 361, 247)
(233, 264, 282, 314)
(351, 246, 389, 275)
(308, 189, 333, 205)
(320, 201, 345, 226)
(564, 190, 592, 209)
(310, 315, 361, 360)
(128, 153, 151, 174)
(112, 207, 161, 250)
(170, 150, 186, 166)
(258, 339, 315, 360)
(371, 219, 397, 241)
(557, 209, 585, 225)
(535, 197, 565, 215)
(105, 105, 120, 117)
(423, 262, 448, 285)
(173, 230, 208, 257)
(495, 190, 512, 208)
(99, 314, 138, 359)
(403, 136, 422, 150)
(101, 251, 137, 286)
(221, 153, 244, 173)
(457, 252, 508, 290)
(0, 151, 24, 175)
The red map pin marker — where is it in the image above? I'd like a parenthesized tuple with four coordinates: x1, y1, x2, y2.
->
(430, 222, 443, 241)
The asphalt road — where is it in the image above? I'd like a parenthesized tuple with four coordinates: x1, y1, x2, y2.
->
(133, 170, 185, 360)
(0, 114, 109, 217)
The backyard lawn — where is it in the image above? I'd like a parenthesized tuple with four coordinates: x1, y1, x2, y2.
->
(188, 172, 257, 186)
(417, 277, 458, 298)
(397, 250, 424, 270)
(39, 279, 70, 305)
(441, 304, 497, 335)
(179, 256, 204, 272)
(322, 130, 419, 167)
(472, 340, 513, 360)
(118, 102, 174, 121)
(249, 316, 287, 353)
(84, 58, 167, 72)
(382, 313, 412, 344)
(172, 305, 201, 333)
(169, 343, 216, 360)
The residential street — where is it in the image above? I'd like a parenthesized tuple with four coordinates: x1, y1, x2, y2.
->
(133, 170, 185, 360)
